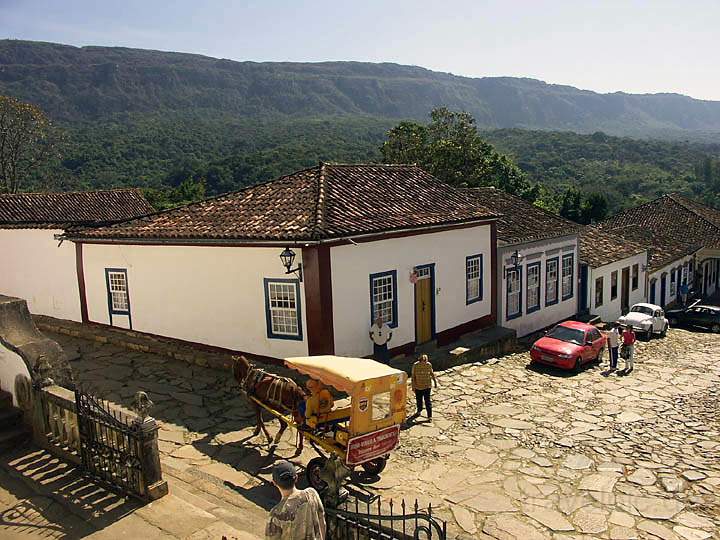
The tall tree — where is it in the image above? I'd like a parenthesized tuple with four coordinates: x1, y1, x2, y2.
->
(580, 192, 609, 224)
(0, 95, 59, 193)
(381, 108, 538, 201)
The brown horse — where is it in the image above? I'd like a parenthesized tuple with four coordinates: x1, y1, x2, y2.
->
(231, 355, 306, 452)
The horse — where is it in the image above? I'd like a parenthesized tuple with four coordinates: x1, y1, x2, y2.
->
(231, 355, 306, 452)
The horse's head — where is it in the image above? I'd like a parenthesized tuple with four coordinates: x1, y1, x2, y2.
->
(231, 355, 251, 384)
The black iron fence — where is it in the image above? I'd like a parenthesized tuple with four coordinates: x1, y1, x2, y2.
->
(326, 497, 446, 540)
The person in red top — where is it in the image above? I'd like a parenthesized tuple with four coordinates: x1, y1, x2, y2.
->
(621, 325, 636, 374)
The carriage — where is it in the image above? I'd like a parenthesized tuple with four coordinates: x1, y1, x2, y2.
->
(245, 355, 407, 490)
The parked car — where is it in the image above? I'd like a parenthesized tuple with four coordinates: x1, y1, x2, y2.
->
(616, 303, 668, 340)
(666, 303, 720, 333)
(530, 321, 606, 371)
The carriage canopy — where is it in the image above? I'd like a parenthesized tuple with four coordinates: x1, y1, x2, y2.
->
(284, 355, 405, 394)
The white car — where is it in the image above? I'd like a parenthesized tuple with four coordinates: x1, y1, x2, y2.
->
(617, 303, 668, 340)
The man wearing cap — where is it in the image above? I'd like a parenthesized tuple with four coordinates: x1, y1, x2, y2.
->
(266, 460, 326, 540)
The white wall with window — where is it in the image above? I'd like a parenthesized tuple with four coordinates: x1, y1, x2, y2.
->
(588, 250, 648, 322)
(82, 243, 308, 358)
(0, 229, 82, 321)
(330, 224, 493, 358)
(647, 253, 696, 309)
(496, 235, 579, 338)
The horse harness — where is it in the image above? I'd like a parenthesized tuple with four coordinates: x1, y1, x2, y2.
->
(240, 366, 297, 412)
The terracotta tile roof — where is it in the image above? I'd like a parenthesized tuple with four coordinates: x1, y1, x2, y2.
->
(70, 164, 499, 242)
(593, 194, 720, 272)
(463, 187, 579, 245)
(579, 225, 647, 268)
(0, 189, 154, 229)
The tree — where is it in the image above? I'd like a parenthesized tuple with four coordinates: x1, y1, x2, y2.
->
(381, 108, 538, 201)
(580, 192, 609, 224)
(0, 95, 59, 193)
(559, 187, 583, 223)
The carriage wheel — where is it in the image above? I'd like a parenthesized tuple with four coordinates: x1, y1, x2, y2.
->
(306, 457, 328, 492)
(361, 457, 387, 476)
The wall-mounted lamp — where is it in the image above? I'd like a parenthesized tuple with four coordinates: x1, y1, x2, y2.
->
(279, 247, 303, 282)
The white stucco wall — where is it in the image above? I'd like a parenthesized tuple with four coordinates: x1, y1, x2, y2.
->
(496, 236, 579, 337)
(81, 243, 308, 358)
(330, 225, 493, 357)
(0, 229, 81, 321)
(588, 251, 648, 322)
(0, 343, 31, 407)
(648, 253, 696, 308)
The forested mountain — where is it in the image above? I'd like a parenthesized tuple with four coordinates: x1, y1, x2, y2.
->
(3, 40, 720, 140)
(1, 39, 720, 214)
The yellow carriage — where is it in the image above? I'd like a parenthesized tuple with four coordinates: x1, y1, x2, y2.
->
(253, 355, 407, 490)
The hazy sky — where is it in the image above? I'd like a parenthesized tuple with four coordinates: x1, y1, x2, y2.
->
(2, 0, 718, 100)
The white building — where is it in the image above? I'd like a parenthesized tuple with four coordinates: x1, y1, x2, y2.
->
(63, 164, 499, 361)
(0, 190, 153, 321)
(579, 226, 649, 322)
(464, 188, 580, 337)
(592, 193, 720, 310)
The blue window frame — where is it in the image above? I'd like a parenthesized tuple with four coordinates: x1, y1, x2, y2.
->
(506, 266, 522, 320)
(370, 270, 398, 328)
(465, 254, 483, 304)
(105, 268, 132, 329)
(526, 262, 541, 313)
(561, 253, 574, 301)
(545, 257, 559, 306)
(264, 278, 303, 340)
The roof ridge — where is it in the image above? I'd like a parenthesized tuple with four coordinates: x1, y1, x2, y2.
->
(667, 193, 720, 231)
(322, 162, 419, 168)
(0, 187, 144, 197)
(465, 186, 577, 227)
(313, 162, 328, 239)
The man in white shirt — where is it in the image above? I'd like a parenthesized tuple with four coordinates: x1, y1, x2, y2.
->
(606, 324, 620, 371)
(369, 316, 392, 363)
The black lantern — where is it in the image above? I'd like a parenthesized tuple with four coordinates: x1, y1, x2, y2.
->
(510, 249, 523, 269)
(280, 247, 303, 281)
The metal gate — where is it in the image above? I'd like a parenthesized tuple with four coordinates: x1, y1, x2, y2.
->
(326, 497, 446, 540)
(75, 388, 145, 499)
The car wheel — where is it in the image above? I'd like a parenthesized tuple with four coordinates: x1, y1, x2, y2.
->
(669, 317, 678, 325)
(573, 357, 582, 373)
(712, 324, 720, 334)
(660, 324, 668, 338)
(595, 346, 605, 363)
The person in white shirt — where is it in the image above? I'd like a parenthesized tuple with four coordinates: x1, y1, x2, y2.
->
(369, 316, 392, 363)
(606, 325, 620, 371)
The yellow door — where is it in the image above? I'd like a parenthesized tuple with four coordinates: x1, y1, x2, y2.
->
(415, 276, 433, 344)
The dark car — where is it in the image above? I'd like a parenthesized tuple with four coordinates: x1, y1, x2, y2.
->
(666, 303, 720, 333)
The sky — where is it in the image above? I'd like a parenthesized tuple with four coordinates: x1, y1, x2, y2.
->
(1, 0, 719, 101)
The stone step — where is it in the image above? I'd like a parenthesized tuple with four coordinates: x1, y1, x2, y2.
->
(0, 389, 12, 410)
(0, 424, 31, 451)
(0, 406, 23, 429)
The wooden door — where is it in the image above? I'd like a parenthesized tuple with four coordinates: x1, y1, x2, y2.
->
(621, 267, 630, 313)
(414, 266, 433, 344)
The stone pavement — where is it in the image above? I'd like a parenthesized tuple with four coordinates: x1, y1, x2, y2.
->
(33, 327, 720, 539)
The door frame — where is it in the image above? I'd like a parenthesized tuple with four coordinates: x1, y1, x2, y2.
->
(621, 267, 630, 313)
(660, 273, 667, 307)
(413, 263, 436, 344)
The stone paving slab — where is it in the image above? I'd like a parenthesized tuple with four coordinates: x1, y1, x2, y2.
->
(47, 327, 720, 540)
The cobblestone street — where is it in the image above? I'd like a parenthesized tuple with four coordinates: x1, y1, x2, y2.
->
(48, 328, 720, 540)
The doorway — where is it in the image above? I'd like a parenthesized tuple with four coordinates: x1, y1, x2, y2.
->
(579, 265, 589, 313)
(414, 264, 435, 344)
(660, 274, 667, 306)
(621, 267, 630, 313)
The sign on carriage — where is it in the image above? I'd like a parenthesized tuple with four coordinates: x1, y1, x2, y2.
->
(346, 425, 400, 465)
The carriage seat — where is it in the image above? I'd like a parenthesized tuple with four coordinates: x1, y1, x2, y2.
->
(306, 406, 352, 429)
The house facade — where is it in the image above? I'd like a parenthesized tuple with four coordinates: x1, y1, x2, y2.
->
(0, 190, 153, 321)
(465, 188, 580, 337)
(579, 226, 648, 322)
(593, 193, 720, 311)
(65, 164, 499, 361)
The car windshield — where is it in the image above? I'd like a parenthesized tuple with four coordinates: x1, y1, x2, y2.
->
(546, 326, 585, 345)
(630, 305, 654, 316)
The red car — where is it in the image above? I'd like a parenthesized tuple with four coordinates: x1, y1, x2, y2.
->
(530, 321, 606, 371)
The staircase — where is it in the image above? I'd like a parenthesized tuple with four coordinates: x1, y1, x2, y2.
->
(0, 388, 31, 451)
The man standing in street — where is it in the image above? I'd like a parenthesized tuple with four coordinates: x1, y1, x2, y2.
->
(606, 324, 620, 372)
(621, 325, 636, 374)
(411, 354, 438, 420)
(680, 281, 689, 306)
(266, 460, 326, 540)
(369, 316, 392, 363)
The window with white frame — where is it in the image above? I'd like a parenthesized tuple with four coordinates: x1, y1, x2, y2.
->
(506, 267, 522, 319)
(526, 263, 540, 312)
(265, 280, 301, 339)
(561, 254, 574, 300)
(106, 270, 129, 313)
(466, 254, 483, 304)
(545, 258, 558, 305)
(370, 271, 397, 327)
